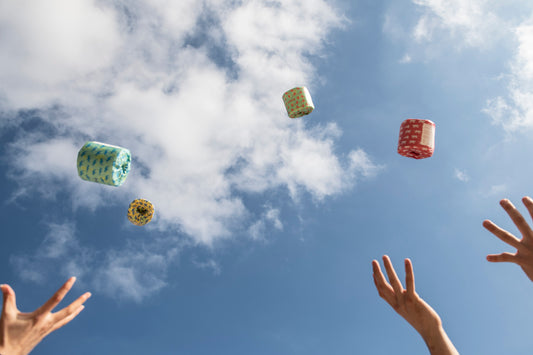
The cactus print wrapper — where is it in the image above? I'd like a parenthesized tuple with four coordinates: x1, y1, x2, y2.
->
(77, 141, 131, 186)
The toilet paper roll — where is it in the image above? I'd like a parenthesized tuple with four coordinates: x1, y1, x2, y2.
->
(397, 119, 435, 159)
(282, 87, 314, 118)
(128, 198, 155, 226)
(77, 141, 131, 186)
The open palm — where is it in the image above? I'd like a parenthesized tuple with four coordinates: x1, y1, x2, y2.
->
(0, 277, 91, 355)
(483, 197, 533, 282)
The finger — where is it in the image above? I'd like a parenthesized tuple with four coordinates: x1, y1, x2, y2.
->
(382, 255, 404, 295)
(36, 277, 76, 315)
(1, 284, 17, 314)
(404, 259, 415, 295)
(522, 197, 533, 226)
(487, 252, 518, 263)
(372, 261, 395, 304)
(483, 220, 522, 249)
(372, 260, 390, 290)
(50, 305, 85, 333)
(500, 199, 533, 239)
(52, 292, 91, 323)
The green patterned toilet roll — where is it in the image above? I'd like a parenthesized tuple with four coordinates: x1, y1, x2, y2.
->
(77, 141, 131, 187)
(282, 87, 315, 118)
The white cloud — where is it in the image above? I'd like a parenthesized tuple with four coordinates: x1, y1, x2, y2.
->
(7, 137, 79, 181)
(1, 0, 379, 247)
(11, 221, 179, 302)
(383, 1, 533, 62)
(1, 1, 382, 297)
(400, 54, 412, 63)
(347, 149, 384, 179)
(487, 184, 508, 196)
(265, 208, 283, 231)
(484, 24, 533, 131)
(93, 248, 175, 302)
(5, 135, 129, 210)
(454, 168, 469, 182)
(10, 222, 85, 284)
(192, 259, 222, 275)
(387, 2, 533, 133)
(411, 0, 502, 47)
(248, 205, 284, 241)
(0, 0, 120, 109)
(40, 223, 79, 258)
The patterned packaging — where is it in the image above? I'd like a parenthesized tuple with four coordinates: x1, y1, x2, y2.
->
(77, 141, 131, 186)
(128, 199, 155, 226)
(282, 87, 315, 118)
(397, 119, 435, 159)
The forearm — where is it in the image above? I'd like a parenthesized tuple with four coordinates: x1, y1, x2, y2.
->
(420, 325, 459, 355)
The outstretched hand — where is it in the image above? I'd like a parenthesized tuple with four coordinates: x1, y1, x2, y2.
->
(372, 256, 441, 338)
(483, 197, 533, 282)
(0, 277, 91, 355)
(372, 256, 458, 355)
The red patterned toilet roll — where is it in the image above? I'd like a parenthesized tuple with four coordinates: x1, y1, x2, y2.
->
(397, 119, 435, 159)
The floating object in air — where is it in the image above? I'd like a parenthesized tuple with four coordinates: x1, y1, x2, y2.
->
(128, 199, 155, 226)
(77, 141, 131, 186)
(397, 119, 435, 159)
(282, 87, 314, 118)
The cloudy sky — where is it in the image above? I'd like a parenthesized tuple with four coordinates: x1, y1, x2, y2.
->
(2, 0, 533, 354)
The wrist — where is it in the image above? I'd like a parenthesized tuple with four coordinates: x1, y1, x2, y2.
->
(0, 344, 25, 355)
(417, 320, 444, 341)
(420, 323, 445, 344)
(420, 325, 458, 355)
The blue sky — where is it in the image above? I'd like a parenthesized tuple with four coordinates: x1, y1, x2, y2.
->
(2, 0, 533, 354)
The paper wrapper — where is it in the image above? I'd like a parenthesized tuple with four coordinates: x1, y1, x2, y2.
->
(397, 119, 435, 159)
(77, 142, 131, 186)
(128, 199, 155, 226)
(282, 87, 314, 118)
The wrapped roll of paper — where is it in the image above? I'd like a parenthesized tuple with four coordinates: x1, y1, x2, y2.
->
(77, 141, 131, 186)
(128, 199, 155, 226)
(282, 87, 314, 118)
(397, 119, 435, 159)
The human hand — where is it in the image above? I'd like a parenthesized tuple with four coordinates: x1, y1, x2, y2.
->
(0, 277, 91, 355)
(483, 197, 533, 282)
(372, 256, 458, 355)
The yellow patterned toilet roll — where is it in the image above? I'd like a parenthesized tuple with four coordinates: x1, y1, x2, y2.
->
(128, 199, 155, 226)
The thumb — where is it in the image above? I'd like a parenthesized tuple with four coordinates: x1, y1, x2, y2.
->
(1, 284, 17, 314)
